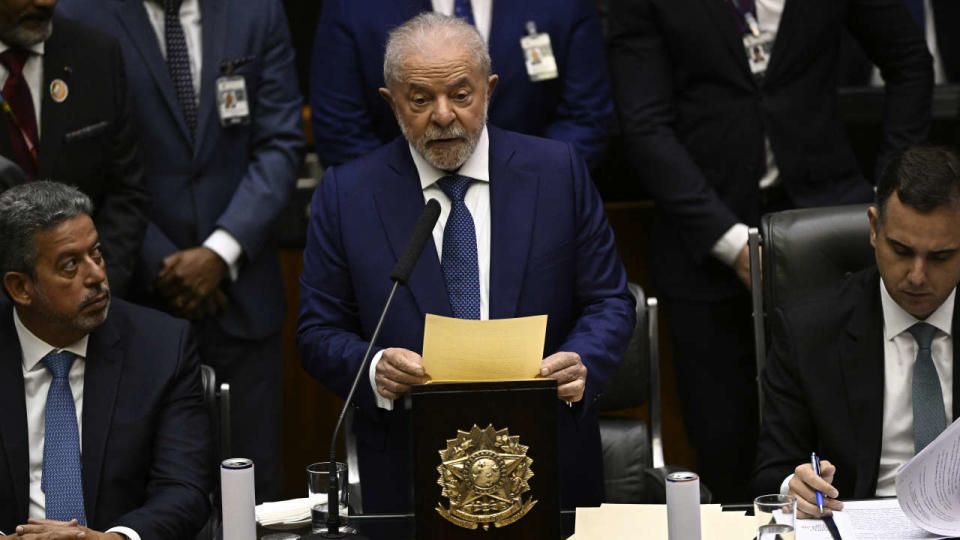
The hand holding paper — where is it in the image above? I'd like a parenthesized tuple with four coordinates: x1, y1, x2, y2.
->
(375, 348, 429, 400)
(540, 351, 587, 402)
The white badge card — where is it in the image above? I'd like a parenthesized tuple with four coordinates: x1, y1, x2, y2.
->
(520, 27, 559, 82)
(743, 32, 775, 76)
(216, 75, 250, 127)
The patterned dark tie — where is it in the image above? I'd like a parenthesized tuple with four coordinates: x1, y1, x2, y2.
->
(727, 0, 756, 33)
(0, 49, 38, 179)
(164, 0, 197, 136)
(908, 322, 946, 453)
(453, 0, 476, 26)
(41, 350, 86, 525)
(438, 175, 481, 319)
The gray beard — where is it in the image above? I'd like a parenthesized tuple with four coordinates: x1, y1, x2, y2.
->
(400, 106, 487, 172)
(0, 19, 52, 48)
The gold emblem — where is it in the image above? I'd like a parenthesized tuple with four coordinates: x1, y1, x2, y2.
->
(436, 424, 537, 530)
(49, 79, 68, 103)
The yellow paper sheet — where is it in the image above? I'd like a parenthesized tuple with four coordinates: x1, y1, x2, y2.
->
(421, 314, 547, 382)
(574, 504, 755, 540)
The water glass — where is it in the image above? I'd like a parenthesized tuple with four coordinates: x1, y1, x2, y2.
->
(755, 494, 796, 540)
(306, 461, 354, 534)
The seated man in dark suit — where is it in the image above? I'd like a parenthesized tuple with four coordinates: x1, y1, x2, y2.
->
(0, 182, 210, 539)
(298, 13, 635, 512)
(753, 146, 960, 518)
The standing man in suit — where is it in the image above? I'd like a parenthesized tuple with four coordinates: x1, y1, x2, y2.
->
(607, 0, 933, 501)
(753, 146, 960, 517)
(0, 0, 150, 298)
(298, 13, 635, 512)
(57, 0, 303, 501)
(309, 0, 612, 171)
(0, 181, 209, 540)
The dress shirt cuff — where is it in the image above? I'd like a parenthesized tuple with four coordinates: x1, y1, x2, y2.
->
(710, 223, 749, 267)
(368, 350, 394, 411)
(107, 526, 141, 540)
(203, 228, 243, 282)
(780, 474, 794, 496)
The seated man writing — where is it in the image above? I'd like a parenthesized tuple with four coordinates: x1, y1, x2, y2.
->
(753, 146, 960, 517)
(0, 182, 210, 539)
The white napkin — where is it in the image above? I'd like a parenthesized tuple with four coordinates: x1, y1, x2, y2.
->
(255, 497, 317, 526)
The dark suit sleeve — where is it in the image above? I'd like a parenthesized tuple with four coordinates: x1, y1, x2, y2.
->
(607, 0, 741, 262)
(558, 145, 636, 412)
(296, 166, 380, 414)
(213, 0, 303, 264)
(541, 0, 613, 170)
(308, 0, 384, 168)
(752, 307, 818, 496)
(95, 38, 150, 298)
(111, 323, 211, 539)
(845, 0, 933, 176)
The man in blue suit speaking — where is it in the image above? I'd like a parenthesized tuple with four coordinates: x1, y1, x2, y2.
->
(298, 13, 634, 512)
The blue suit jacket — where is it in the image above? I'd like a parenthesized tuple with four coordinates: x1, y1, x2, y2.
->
(297, 126, 635, 510)
(0, 300, 210, 539)
(309, 0, 612, 170)
(58, 0, 304, 339)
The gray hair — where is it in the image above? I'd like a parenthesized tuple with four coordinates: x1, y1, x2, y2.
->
(383, 12, 491, 89)
(0, 181, 93, 283)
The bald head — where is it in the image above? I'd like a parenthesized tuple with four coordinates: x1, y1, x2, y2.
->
(383, 12, 491, 90)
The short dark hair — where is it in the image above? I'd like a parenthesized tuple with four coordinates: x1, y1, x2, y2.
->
(0, 181, 93, 288)
(876, 146, 960, 221)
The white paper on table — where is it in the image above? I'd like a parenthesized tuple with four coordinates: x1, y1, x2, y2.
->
(794, 516, 836, 540)
(829, 499, 946, 540)
(895, 419, 960, 536)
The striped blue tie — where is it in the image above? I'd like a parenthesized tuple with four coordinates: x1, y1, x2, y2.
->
(438, 175, 481, 319)
(453, 0, 475, 26)
(909, 322, 946, 453)
(164, 0, 197, 136)
(42, 350, 86, 525)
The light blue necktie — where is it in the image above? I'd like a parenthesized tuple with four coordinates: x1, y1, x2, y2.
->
(453, 0, 476, 26)
(438, 175, 481, 320)
(41, 350, 86, 525)
(909, 322, 946, 453)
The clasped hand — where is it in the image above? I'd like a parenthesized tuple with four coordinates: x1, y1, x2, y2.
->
(4, 518, 122, 539)
(789, 460, 844, 519)
(374, 349, 587, 403)
(156, 247, 228, 319)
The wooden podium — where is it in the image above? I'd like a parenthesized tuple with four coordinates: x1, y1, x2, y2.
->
(410, 380, 559, 539)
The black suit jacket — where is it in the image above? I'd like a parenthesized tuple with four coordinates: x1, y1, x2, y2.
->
(752, 267, 960, 498)
(0, 17, 150, 298)
(607, 0, 932, 301)
(0, 300, 210, 539)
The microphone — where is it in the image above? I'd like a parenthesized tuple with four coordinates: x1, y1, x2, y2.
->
(322, 199, 441, 537)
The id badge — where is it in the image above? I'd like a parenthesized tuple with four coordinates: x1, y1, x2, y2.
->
(216, 75, 250, 127)
(520, 22, 558, 82)
(743, 32, 775, 77)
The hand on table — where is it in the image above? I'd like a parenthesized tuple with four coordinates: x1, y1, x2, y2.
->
(374, 348, 430, 400)
(156, 247, 227, 318)
(540, 352, 587, 402)
(790, 460, 843, 519)
(9, 519, 124, 539)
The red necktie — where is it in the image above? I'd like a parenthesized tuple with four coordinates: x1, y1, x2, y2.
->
(0, 49, 38, 180)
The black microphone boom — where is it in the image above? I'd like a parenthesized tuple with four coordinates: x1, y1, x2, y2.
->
(321, 199, 441, 538)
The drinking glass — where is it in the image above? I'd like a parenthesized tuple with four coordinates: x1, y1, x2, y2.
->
(306, 461, 355, 534)
(754, 494, 796, 540)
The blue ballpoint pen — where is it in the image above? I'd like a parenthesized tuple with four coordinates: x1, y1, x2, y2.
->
(811, 452, 825, 514)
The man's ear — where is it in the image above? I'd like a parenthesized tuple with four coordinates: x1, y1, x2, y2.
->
(3, 271, 33, 307)
(868, 206, 880, 249)
(486, 74, 498, 101)
(379, 87, 396, 113)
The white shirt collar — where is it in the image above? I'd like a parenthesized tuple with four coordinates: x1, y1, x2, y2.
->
(13, 307, 88, 373)
(880, 279, 955, 341)
(408, 125, 490, 190)
(0, 40, 45, 57)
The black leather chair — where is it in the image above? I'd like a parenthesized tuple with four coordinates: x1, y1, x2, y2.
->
(597, 283, 710, 503)
(748, 204, 874, 416)
(198, 364, 231, 540)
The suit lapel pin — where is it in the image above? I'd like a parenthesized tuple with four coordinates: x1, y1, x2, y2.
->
(50, 79, 68, 103)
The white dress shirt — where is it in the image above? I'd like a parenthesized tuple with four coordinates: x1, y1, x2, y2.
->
(710, 0, 785, 266)
(143, 0, 244, 281)
(369, 126, 492, 411)
(779, 282, 955, 498)
(13, 309, 139, 540)
(0, 41, 45, 138)
(431, 0, 492, 42)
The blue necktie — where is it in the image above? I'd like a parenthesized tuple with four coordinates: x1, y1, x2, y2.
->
(453, 0, 475, 26)
(438, 175, 481, 320)
(904, 0, 925, 35)
(41, 350, 86, 525)
(909, 322, 946, 453)
(164, 0, 197, 136)
(727, 0, 756, 33)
